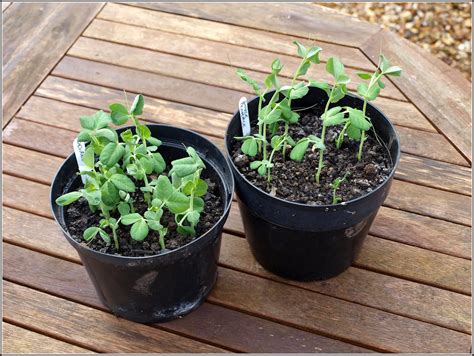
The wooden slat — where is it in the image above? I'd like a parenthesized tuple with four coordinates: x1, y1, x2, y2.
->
(209, 268, 470, 352)
(3, 242, 470, 353)
(49, 58, 467, 166)
(2, 3, 103, 127)
(98, 3, 376, 70)
(3, 281, 226, 353)
(361, 30, 472, 163)
(372, 207, 471, 259)
(386, 180, 471, 226)
(397, 154, 471, 196)
(3, 174, 470, 294)
(2, 322, 94, 354)
(36, 76, 434, 140)
(68, 35, 403, 102)
(2, 243, 370, 353)
(218, 235, 471, 333)
(54, 56, 243, 113)
(128, 2, 381, 48)
(5, 210, 470, 334)
(2, 2, 11, 12)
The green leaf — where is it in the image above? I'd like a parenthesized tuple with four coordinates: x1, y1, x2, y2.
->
(289, 84, 309, 99)
(347, 124, 361, 140)
(95, 111, 112, 129)
(55, 191, 82, 206)
(154, 175, 173, 201)
(250, 160, 262, 170)
(366, 86, 380, 101)
(308, 135, 326, 150)
(187, 211, 200, 225)
(131, 94, 144, 116)
(236, 68, 261, 95)
(290, 139, 309, 161)
(293, 41, 307, 58)
(82, 147, 95, 169)
(77, 129, 91, 142)
(271, 58, 283, 73)
(140, 156, 153, 174)
(379, 54, 390, 72)
(109, 103, 129, 125)
(101, 181, 119, 206)
(336, 74, 350, 85)
(80, 115, 96, 130)
(306, 46, 322, 63)
(241, 137, 258, 157)
(348, 108, 371, 131)
(81, 189, 101, 206)
(296, 61, 310, 77)
(308, 80, 331, 97)
(100, 142, 125, 168)
(264, 73, 277, 89)
(83, 227, 99, 241)
(194, 179, 208, 197)
(96, 128, 116, 142)
(262, 108, 282, 124)
(167, 191, 190, 214)
(120, 129, 134, 143)
(323, 112, 346, 127)
(377, 79, 385, 89)
(151, 152, 166, 173)
(121, 213, 143, 225)
(99, 230, 111, 245)
(326, 57, 344, 79)
(178, 225, 195, 236)
(384, 66, 402, 76)
(137, 124, 151, 140)
(131, 219, 149, 241)
(193, 197, 205, 212)
(110, 174, 136, 192)
(117, 202, 130, 216)
(257, 163, 266, 176)
(356, 72, 372, 80)
(146, 137, 162, 146)
(331, 85, 347, 103)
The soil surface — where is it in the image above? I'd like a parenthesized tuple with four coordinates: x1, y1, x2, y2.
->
(65, 176, 223, 257)
(231, 106, 393, 205)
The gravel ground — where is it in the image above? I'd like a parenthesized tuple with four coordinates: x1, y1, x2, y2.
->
(321, 2, 471, 80)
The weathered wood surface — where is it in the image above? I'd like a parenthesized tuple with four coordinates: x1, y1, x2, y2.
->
(2, 2, 471, 353)
(2, 322, 94, 354)
(2, 2, 103, 127)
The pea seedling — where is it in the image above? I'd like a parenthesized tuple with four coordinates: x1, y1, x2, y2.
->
(56, 95, 208, 251)
(236, 41, 323, 181)
(330, 174, 349, 205)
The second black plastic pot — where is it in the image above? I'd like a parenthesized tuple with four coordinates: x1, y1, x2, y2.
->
(225, 87, 400, 281)
(51, 124, 234, 323)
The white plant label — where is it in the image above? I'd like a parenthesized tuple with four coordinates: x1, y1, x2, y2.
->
(239, 97, 251, 136)
(73, 138, 88, 184)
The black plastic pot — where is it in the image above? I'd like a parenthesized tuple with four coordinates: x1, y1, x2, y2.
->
(225, 87, 400, 281)
(51, 124, 234, 323)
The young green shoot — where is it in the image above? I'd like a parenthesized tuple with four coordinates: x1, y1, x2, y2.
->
(330, 174, 349, 205)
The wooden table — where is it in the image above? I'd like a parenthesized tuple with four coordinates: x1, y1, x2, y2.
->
(2, 3, 471, 353)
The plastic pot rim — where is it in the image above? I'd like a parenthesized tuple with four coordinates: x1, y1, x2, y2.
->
(50, 123, 234, 261)
(225, 89, 401, 210)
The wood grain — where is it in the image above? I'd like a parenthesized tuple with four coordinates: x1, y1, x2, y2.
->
(2, 322, 94, 354)
(128, 2, 381, 48)
(218, 235, 471, 333)
(386, 179, 471, 226)
(361, 30, 472, 163)
(3, 175, 470, 294)
(209, 268, 470, 352)
(2, 2, 11, 12)
(2, 243, 370, 353)
(2, 3, 103, 127)
(49, 57, 467, 166)
(98, 3, 376, 70)
(3, 242, 470, 352)
(3, 280, 226, 353)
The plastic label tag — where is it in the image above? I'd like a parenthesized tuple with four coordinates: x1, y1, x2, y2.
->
(239, 97, 251, 136)
(73, 138, 88, 184)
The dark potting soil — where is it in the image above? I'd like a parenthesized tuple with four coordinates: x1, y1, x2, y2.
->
(64, 176, 223, 257)
(231, 106, 393, 205)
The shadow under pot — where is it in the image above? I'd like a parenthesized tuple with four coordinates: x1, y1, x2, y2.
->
(51, 124, 234, 323)
(225, 87, 400, 281)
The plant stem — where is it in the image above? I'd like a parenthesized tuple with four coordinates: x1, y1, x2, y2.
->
(112, 226, 119, 250)
(315, 86, 335, 184)
(282, 122, 289, 159)
(357, 100, 368, 161)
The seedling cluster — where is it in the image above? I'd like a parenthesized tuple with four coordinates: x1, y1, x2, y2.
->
(56, 95, 208, 250)
(235, 41, 401, 200)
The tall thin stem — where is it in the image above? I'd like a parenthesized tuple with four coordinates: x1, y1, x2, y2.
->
(315, 86, 335, 183)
